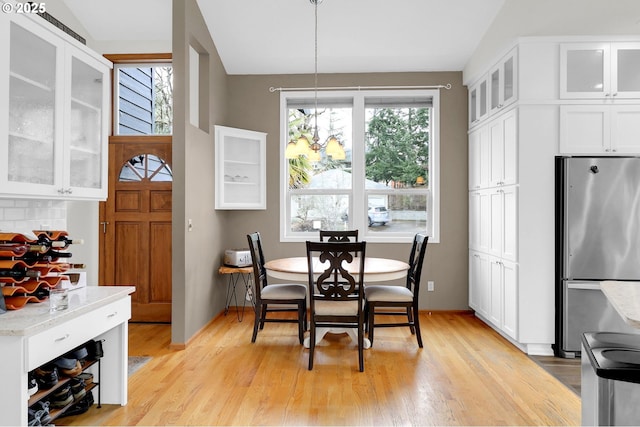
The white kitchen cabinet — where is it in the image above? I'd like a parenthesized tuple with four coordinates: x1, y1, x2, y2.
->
(560, 42, 640, 99)
(214, 125, 267, 210)
(0, 11, 111, 200)
(469, 189, 490, 253)
(560, 105, 640, 154)
(469, 250, 490, 318)
(487, 186, 517, 261)
(488, 110, 518, 187)
(501, 259, 518, 339)
(488, 256, 518, 340)
(468, 126, 489, 190)
(489, 47, 518, 115)
(468, 75, 489, 127)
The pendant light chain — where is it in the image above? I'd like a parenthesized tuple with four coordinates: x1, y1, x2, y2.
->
(313, 0, 319, 145)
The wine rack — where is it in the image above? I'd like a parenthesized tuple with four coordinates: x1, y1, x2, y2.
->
(0, 230, 81, 310)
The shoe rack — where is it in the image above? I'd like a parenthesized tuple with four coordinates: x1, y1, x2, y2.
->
(28, 341, 101, 425)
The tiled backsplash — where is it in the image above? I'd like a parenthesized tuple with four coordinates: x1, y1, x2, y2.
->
(0, 199, 67, 233)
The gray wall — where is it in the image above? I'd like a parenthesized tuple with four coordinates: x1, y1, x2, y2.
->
(172, 0, 229, 344)
(175, 1, 470, 346)
(222, 72, 469, 311)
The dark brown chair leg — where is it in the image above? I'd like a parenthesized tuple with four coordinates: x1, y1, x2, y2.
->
(251, 303, 260, 342)
(413, 304, 423, 348)
(358, 321, 364, 372)
(367, 303, 375, 346)
(298, 304, 305, 345)
(407, 307, 416, 334)
(308, 321, 315, 370)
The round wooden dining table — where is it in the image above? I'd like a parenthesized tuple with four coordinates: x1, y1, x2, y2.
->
(264, 256, 409, 283)
(264, 256, 409, 349)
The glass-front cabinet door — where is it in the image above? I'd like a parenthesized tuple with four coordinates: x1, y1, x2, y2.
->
(66, 48, 109, 199)
(560, 43, 610, 99)
(489, 47, 518, 114)
(0, 16, 64, 197)
(612, 43, 640, 98)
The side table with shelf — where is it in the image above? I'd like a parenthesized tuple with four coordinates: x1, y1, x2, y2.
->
(218, 265, 254, 321)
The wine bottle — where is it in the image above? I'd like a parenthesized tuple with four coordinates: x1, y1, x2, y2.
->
(0, 265, 41, 279)
(0, 243, 29, 258)
(32, 230, 79, 247)
(50, 236, 84, 249)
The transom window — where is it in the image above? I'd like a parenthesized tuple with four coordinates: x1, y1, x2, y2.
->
(113, 63, 173, 135)
(280, 89, 440, 243)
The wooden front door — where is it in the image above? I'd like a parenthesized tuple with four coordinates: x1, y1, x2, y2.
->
(100, 136, 172, 322)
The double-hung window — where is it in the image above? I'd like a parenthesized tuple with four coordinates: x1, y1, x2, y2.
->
(280, 89, 439, 243)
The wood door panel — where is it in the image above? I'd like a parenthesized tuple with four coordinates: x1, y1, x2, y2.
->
(115, 191, 143, 212)
(114, 222, 146, 304)
(149, 222, 172, 302)
(150, 190, 172, 212)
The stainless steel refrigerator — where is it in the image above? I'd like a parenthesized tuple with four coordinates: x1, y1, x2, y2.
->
(556, 156, 640, 358)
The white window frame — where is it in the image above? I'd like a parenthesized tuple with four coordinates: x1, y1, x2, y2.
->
(279, 89, 440, 244)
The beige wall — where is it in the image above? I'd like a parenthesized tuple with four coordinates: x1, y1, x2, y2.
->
(223, 72, 469, 311)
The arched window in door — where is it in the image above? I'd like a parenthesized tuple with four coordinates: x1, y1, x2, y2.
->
(118, 154, 172, 182)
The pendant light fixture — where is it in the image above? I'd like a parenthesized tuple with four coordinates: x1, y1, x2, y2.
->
(285, 0, 345, 161)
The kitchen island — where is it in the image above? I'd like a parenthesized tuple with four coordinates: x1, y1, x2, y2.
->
(600, 281, 640, 329)
(0, 286, 135, 426)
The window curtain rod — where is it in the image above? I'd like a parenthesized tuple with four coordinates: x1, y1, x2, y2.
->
(269, 83, 452, 93)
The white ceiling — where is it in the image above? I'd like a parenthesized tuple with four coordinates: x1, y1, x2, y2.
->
(61, 0, 640, 76)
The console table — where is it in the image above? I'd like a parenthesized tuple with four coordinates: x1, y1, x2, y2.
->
(0, 286, 135, 426)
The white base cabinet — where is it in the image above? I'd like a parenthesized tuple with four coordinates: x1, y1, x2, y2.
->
(0, 286, 134, 426)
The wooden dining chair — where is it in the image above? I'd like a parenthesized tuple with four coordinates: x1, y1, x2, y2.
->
(318, 229, 359, 243)
(246, 232, 307, 345)
(306, 240, 367, 372)
(364, 233, 429, 348)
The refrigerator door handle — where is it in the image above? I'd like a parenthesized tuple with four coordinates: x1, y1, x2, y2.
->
(567, 282, 602, 291)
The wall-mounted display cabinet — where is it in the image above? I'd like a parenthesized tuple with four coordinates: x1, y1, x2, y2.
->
(0, 11, 111, 200)
(214, 125, 266, 210)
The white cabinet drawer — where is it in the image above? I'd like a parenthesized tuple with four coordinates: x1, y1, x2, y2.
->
(27, 297, 130, 370)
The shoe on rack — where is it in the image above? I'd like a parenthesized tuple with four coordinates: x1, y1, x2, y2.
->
(77, 372, 93, 387)
(34, 365, 58, 390)
(70, 377, 86, 400)
(49, 384, 73, 408)
(29, 401, 51, 426)
(54, 358, 82, 377)
(28, 371, 38, 396)
(53, 356, 77, 370)
(65, 344, 89, 363)
(59, 390, 94, 418)
(86, 339, 104, 359)
(27, 408, 41, 426)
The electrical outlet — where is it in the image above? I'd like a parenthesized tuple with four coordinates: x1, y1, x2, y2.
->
(427, 281, 434, 291)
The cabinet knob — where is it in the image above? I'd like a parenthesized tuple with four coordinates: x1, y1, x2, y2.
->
(612, 92, 618, 97)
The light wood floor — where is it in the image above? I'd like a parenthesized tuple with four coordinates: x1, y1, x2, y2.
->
(59, 311, 580, 426)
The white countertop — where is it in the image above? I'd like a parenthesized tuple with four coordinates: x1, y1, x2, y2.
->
(601, 280, 640, 329)
(0, 285, 135, 336)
